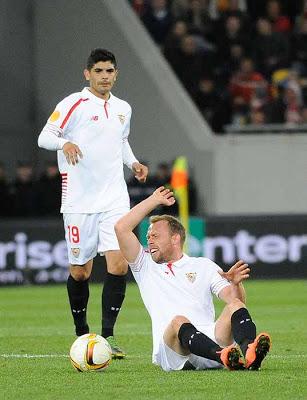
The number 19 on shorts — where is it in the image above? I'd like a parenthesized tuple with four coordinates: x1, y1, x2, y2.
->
(67, 225, 80, 244)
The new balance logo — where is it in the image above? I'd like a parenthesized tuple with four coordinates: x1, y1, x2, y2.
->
(91, 115, 99, 121)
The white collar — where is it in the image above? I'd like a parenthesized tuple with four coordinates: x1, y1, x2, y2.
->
(81, 87, 114, 105)
(166, 253, 189, 268)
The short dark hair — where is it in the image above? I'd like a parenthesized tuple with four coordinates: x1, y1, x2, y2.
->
(149, 215, 186, 247)
(86, 48, 117, 70)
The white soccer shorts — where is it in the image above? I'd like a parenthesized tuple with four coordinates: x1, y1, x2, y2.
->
(155, 324, 223, 372)
(63, 207, 129, 265)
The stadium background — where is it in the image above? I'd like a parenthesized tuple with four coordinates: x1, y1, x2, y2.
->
(1, 0, 307, 284)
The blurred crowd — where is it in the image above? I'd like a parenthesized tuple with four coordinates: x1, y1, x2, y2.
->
(0, 161, 62, 218)
(129, 0, 307, 132)
(0, 161, 198, 218)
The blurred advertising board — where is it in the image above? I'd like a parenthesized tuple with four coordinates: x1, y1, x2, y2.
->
(0, 219, 68, 285)
(205, 215, 307, 278)
(0, 215, 306, 285)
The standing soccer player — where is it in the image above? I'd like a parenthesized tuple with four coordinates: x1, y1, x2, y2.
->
(38, 48, 148, 358)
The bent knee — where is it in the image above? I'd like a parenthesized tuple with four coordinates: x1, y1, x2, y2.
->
(227, 298, 246, 313)
(107, 259, 128, 275)
(170, 315, 191, 332)
(70, 266, 91, 281)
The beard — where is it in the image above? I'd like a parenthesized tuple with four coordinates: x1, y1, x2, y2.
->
(150, 250, 169, 264)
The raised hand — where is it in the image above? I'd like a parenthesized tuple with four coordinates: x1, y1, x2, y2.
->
(219, 260, 250, 285)
(63, 142, 83, 165)
(152, 186, 176, 207)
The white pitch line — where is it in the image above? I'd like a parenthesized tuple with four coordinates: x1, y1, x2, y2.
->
(0, 354, 145, 359)
(0, 354, 306, 359)
(0, 354, 69, 358)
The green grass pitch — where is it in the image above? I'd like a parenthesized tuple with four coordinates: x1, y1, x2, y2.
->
(1, 280, 306, 400)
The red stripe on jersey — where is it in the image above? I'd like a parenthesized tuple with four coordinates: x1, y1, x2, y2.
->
(104, 101, 109, 119)
(60, 98, 89, 129)
(167, 263, 175, 276)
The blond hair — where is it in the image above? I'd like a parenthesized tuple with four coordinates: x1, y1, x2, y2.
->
(149, 215, 186, 247)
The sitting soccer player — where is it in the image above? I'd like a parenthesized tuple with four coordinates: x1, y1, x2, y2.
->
(115, 187, 271, 371)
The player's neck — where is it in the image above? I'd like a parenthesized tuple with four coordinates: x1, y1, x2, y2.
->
(89, 87, 110, 101)
(167, 252, 184, 264)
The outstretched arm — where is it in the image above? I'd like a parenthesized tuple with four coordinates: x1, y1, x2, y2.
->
(218, 260, 250, 304)
(115, 187, 175, 263)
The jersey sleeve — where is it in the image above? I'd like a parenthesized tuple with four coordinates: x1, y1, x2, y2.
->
(206, 260, 231, 298)
(122, 104, 132, 140)
(128, 246, 149, 284)
(47, 94, 81, 132)
(37, 94, 81, 151)
(37, 123, 69, 151)
(122, 140, 138, 169)
(121, 104, 138, 169)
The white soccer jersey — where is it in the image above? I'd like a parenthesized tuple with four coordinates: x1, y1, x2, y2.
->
(38, 87, 138, 213)
(129, 247, 231, 364)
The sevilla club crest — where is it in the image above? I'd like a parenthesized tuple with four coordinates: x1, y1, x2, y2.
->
(186, 272, 197, 283)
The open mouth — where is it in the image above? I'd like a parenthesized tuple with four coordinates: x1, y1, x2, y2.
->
(150, 248, 158, 255)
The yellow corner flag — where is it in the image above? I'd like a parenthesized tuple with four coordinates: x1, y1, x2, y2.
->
(170, 156, 189, 252)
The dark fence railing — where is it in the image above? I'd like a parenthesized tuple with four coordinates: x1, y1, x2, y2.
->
(225, 123, 307, 134)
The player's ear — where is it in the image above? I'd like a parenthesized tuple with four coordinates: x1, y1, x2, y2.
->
(172, 234, 180, 245)
(114, 69, 118, 82)
(84, 69, 90, 81)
